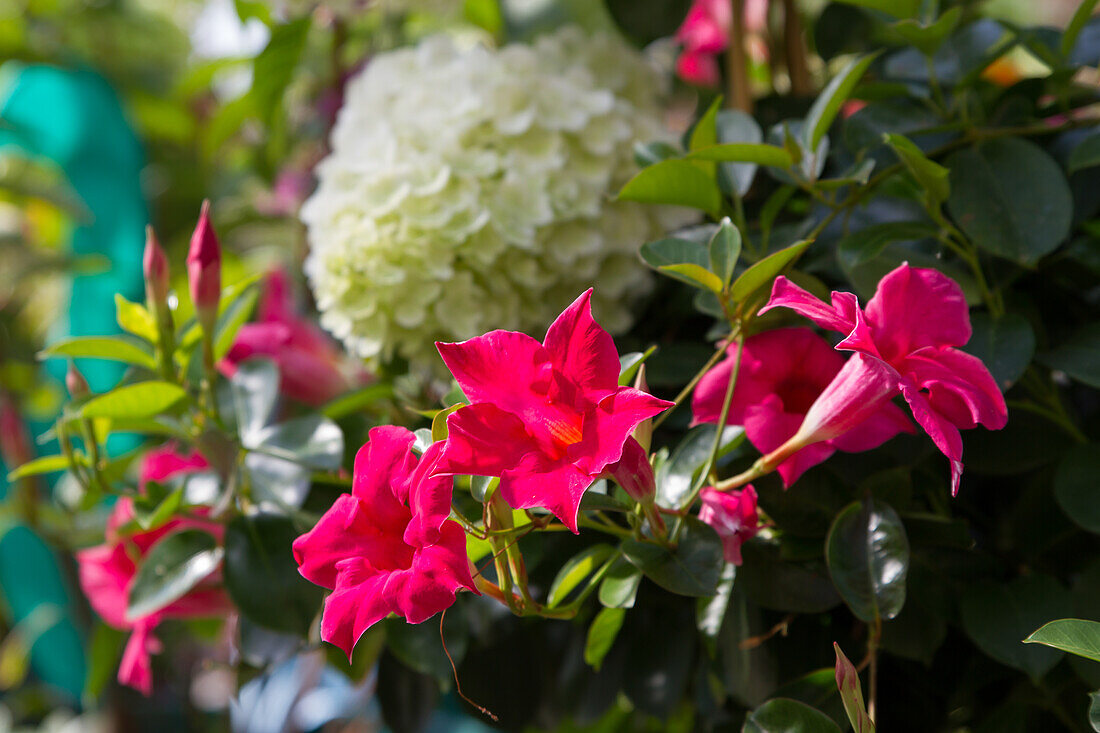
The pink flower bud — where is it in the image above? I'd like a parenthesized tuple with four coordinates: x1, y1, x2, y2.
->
(66, 361, 91, 399)
(186, 200, 222, 328)
(608, 438, 656, 503)
(143, 225, 170, 307)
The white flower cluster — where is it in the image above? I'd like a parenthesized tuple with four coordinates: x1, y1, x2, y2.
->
(301, 26, 691, 367)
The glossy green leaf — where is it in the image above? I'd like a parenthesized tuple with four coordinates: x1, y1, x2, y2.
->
(224, 514, 322, 634)
(622, 517, 723, 597)
(960, 575, 1072, 681)
(743, 698, 843, 733)
(730, 239, 811, 304)
(133, 486, 184, 531)
(618, 347, 656, 386)
(547, 544, 616, 608)
(655, 424, 744, 507)
(81, 381, 188, 419)
(890, 7, 962, 55)
(321, 382, 395, 419)
(640, 237, 709, 271)
(716, 110, 767, 196)
(687, 143, 793, 168)
(1025, 619, 1100, 663)
(584, 606, 625, 671)
(659, 263, 725, 293)
(834, 643, 875, 733)
(7, 455, 69, 482)
(883, 133, 949, 205)
(598, 557, 643, 608)
(1063, 0, 1100, 56)
(689, 96, 722, 152)
(1040, 322, 1100, 388)
(709, 218, 741, 288)
(40, 336, 157, 371)
(213, 282, 260, 361)
(127, 529, 222, 620)
(697, 562, 736, 646)
(1068, 133, 1100, 173)
(964, 313, 1035, 390)
(115, 294, 158, 343)
(1055, 445, 1100, 534)
(826, 499, 909, 622)
(232, 359, 280, 440)
(946, 138, 1073, 264)
(618, 159, 723, 218)
(803, 53, 879, 152)
(740, 542, 841, 614)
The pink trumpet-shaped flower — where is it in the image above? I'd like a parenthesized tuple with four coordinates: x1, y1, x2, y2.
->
(435, 290, 672, 533)
(699, 485, 760, 565)
(219, 270, 361, 406)
(292, 426, 477, 659)
(76, 498, 228, 695)
(693, 328, 913, 487)
(675, 0, 770, 86)
(759, 263, 1008, 495)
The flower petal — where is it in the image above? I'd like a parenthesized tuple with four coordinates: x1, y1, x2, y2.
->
(542, 289, 621, 395)
(897, 376, 966, 495)
(863, 263, 971, 359)
(320, 563, 392, 661)
(436, 331, 551, 416)
(499, 453, 593, 533)
(118, 622, 159, 696)
(403, 441, 454, 548)
(829, 400, 914, 453)
(571, 388, 673, 475)
(352, 426, 417, 514)
(397, 522, 477, 624)
(897, 347, 1008, 431)
(437, 403, 542, 478)
(758, 277, 860, 335)
(795, 354, 902, 446)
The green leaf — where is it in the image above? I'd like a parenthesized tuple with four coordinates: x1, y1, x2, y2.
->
(232, 359, 280, 439)
(81, 381, 188, 420)
(634, 140, 681, 168)
(826, 499, 909, 622)
(547, 544, 616, 608)
(960, 575, 1072, 681)
(689, 96, 722, 153)
(963, 313, 1035, 390)
(655, 424, 744, 507)
(431, 404, 464, 443)
(730, 240, 812, 304)
(1063, 0, 1100, 56)
(832, 0, 918, 19)
(659, 263, 725, 293)
(127, 529, 223, 620)
(837, 221, 941, 271)
(115, 294, 158, 343)
(1025, 619, 1100, 663)
(83, 622, 125, 701)
(1040, 322, 1100, 389)
(1069, 134, 1100, 173)
(618, 346, 656, 387)
(1091, 690, 1100, 732)
(618, 159, 723, 218)
(321, 382, 395, 419)
(715, 110, 767, 196)
(709, 218, 742, 288)
(883, 133, 949, 205)
(7, 454, 69, 482)
(464, 0, 503, 34)
(224, 514, 323, 634)
(697, 562, 736, 647)
(599, 557, 643, 608)
(133, 486, 185, 531)
(803, 53, 880, 152)
(743, 698, 843, 733)
(213, 282, 260, 361)
(1055, 445, 1100, 534)
(890, 7, 962, 56)
(640, 237, 709, 271)
(946, 138, 1073, 265)
(686, 143, 793, 168)
(622, 517, 724, 596)
(584, 606, 626, 671)
(834, 643, 875, 733)
(740, 542, 841, 613)
(40, 336, 157, 371)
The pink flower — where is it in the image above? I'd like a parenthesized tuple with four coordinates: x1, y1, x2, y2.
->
(434, 290, 673, 533)
(187, 200, 221, 327)
(143, 226, 170, 307)
(759, 263, 1008, 494)
(692, 328, 913, 487)
(699, 485, 759, 565)
(140, 443, 210, 491)
(674, 0, 769, 86)
(292, 426, 476, 659)
(76, 499, 228, 695)
(219, 270, 358, 406)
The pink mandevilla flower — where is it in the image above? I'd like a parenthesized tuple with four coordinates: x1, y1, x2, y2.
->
(139, 443, 209, 490)
(219, 270, 359, 406)
(699, 485, 760, 565)
(675, 0, 769, 86)
(693, 328, 913, 487)
(759, 263, 1008, 494)
(292, 426, 477, 659)
(76, 498, 228, 695)
(435, 290, 673, 533)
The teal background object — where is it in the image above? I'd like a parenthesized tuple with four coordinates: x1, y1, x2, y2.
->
(0, 63, 148, 699)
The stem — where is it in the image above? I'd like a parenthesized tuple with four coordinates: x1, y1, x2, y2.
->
(867, 616, 881, 725)
(726, 0, 753, 113)
(782, 0, 811, 96)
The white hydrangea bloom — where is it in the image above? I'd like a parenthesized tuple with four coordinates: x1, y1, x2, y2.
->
(302, 26, 692, 367)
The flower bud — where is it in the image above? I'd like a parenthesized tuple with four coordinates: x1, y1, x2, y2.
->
(66, 360, 91, 399)
(698, 485, 759, 566)
(143, 225, 170, 308)
(186, 200, 221, 331)
(631, 364, 653, 452)
(608, 438, 656, 503)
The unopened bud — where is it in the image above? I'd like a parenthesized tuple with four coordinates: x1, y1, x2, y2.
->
(66, 361, 91, 399)
(609, 437, 656, 503)
(187, 200, 221, 331)
(143, 225, 170, 307)
(632, 364, 653, 452)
